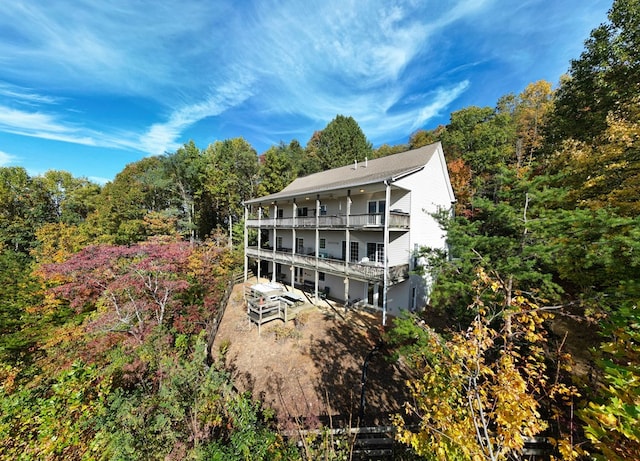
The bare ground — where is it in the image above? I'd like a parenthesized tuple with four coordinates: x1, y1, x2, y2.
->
(212, 281, 414, 430)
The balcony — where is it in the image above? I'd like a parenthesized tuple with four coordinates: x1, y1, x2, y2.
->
(246, 246, 410, 284)
(246, 211, 410, 230)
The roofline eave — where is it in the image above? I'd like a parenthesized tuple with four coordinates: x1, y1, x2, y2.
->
(243, 172, 420, 205)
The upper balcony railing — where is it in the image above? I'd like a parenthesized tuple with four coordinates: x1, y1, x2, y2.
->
(245, 246, 410, 284)
(246, 212, 410, 230)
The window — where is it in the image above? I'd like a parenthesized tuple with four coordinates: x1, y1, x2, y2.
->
(319, 238, 326, 249)
(367, 200, 386, 225)
(319, 204, 327, 216)
(367, 242, 384, 263)
(276, 236, 283, 249)
(297, 207, 308, 217)
(277, 208, 284, 218)
(368, 200, 386, 214)
(319, 271, 325, 281)
(350, 241, 359, 262)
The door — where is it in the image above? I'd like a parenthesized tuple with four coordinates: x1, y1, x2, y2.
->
(367, 283, 384, 307)
(367, 200, 386, 225)
(367, 242, 384, 264)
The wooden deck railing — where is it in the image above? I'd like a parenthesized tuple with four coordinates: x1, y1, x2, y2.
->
(246, 247, 410, 284)
(246, 212, 409, 230)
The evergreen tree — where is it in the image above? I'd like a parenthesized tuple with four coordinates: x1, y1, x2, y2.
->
(305, 115, 372, 170)
(548, 0, 640, 144)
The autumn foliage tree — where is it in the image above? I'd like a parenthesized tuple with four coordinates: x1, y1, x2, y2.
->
(391, 268, 580, 460)
(40, 239, 196, 343)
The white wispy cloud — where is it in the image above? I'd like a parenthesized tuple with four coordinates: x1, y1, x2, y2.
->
(0, 103, 147, 152)
(0, 1, 220, 98)
(0, 0, 485, 156)
(240, 0, 483, 142)
(0, 105, 96, 145)
(139, 73, 256, 154)
(0, 151, 17, 166)
(0, 82, 61, 106)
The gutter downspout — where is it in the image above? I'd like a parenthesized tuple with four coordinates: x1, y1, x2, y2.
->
(345, 190, 351, 306)
(243, 204, 248, 282)
(257, 205, 262, 281)
(272, 202, 277, 283)
(383, 180, 391, 326)
(291, 199, 297, 291)
(314, 194, 320, 303)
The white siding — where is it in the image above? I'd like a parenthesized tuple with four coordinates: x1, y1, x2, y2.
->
(394, 145, 454, 253)
(388, 232, 410, 267)
(387, 281, 411, 317)
(390, 189, 410, 212)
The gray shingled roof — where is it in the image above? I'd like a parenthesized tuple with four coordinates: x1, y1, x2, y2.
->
(246, 142, 440, 204)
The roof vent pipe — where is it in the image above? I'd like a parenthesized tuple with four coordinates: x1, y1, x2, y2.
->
(354, 159, 358, 169)
(364, 157, 368, 168)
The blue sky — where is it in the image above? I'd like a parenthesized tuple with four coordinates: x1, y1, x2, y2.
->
(1, 0, 611, 184)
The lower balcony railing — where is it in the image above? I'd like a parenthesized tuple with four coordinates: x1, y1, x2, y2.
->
(246, 246, 410, 284)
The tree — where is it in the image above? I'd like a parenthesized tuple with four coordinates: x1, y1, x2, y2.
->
(409, 126, 445, 149)
(203, 138, 259, 243)
(548, 100, 640, 217)
(513, 81, 555, 167)
(0, 167, 57, 252)
(422, 169, 563, 323)
(579, 303, 640, 461)
(31, 222, 90, 265)
(439, 106, 516, 209)
(91, 334, 299, 461)
(40, 240, 193, 343)
(257, 142, 298, 196)
(305, 115, 372, 170)
(549, 0, 640, 144)
(373, 142, 408, 158)
(35, 170, 101, 225)
(163, 141, 209, 240)
(88, 157, 174, 244)
(391, 268, 579, 460)
(1, 233, 297, 461)
(0, 249, 44, 362)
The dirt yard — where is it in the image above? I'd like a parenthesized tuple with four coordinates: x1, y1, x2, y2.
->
(212, 281, 414, 430)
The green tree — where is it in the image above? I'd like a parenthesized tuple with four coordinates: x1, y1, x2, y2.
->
(373, 142, 408, 158)
(163, 141, 210, 240)
(88, 157, 174, 244)
(549, 0, 640, 144)
(0, 249, 45, 363)
(203, 138, 259, 243)
(579, 303, 640, 461)
(0, 167, 57, 252)
(257, 143, 297, 196)
(305, 115, 372, 170)
(548, 100, 640, 217)
(409, 126, 445, 149)
(35, 170, 101, 225)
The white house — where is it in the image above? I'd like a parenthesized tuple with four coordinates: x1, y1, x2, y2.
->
(243, 141, 456, 324)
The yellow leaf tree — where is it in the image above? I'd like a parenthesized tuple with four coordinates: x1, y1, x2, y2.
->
(391, 268, 580, 460)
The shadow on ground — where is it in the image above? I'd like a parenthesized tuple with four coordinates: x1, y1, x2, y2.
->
(307, 310, 415, 427)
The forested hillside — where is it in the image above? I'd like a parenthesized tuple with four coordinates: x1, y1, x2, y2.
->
(1, 1, 638, 459)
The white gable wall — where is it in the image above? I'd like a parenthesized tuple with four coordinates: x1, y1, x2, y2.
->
(394, 144, 454, 254)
